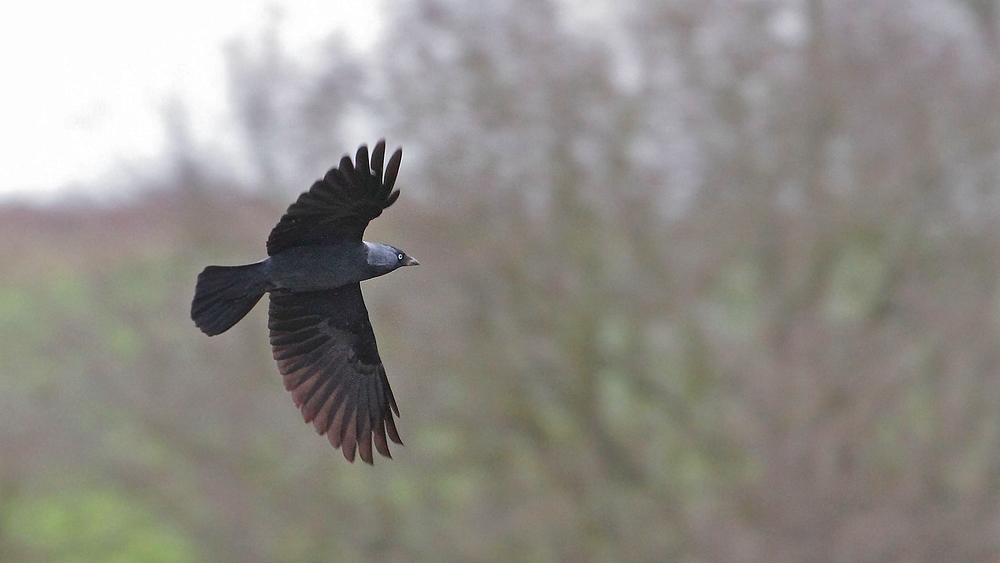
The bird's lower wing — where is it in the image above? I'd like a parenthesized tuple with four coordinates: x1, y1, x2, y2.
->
(268, 284, 402, 464)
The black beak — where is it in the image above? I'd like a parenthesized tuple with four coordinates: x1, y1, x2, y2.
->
(402, 255, 420, 266)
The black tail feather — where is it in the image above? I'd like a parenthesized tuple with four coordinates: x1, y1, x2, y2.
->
(191, 263, 268, 336)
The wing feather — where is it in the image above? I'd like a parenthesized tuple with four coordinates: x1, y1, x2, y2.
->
(266, 140, 403, 254)
(371, 141, 385, 183)
(268, 284, 403, 464)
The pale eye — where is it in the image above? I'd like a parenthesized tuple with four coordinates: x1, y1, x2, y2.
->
(397, 253, 404, 260)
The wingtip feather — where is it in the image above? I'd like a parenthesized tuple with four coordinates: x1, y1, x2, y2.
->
(383, 148, 402, 191)
(355, 144, 370, 175)
(269, 283, 402, 465)
(338, 155, 354, 176)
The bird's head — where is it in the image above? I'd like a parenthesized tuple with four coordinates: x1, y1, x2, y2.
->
(364, 242, 419, 277)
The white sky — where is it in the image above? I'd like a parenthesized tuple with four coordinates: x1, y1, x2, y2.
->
(0, 0, 381, 202)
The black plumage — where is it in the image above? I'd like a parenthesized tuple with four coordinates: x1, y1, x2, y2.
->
(191, 140, 417, 464)
(267, 142, 402, 253)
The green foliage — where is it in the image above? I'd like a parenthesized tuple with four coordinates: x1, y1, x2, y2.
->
(3, 490, 199, 563)
(823, 235, 891, 326)
(711, 257, 765, 339)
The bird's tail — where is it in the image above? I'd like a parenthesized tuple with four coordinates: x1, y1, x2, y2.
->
(191, 262, 269, 336)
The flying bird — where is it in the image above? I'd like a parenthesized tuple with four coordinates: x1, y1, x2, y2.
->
(191, 140, 418, 464)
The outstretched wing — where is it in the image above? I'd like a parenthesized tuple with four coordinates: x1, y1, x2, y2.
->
(268, 284, 402, 464)
(266, 140, 402, 255)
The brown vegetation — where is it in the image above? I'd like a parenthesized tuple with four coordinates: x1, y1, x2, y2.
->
(1, 0, 999, 561)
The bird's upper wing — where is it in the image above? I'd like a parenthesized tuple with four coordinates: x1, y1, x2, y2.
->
(268, 283, 402, 464)
(266, 140, 402, 255)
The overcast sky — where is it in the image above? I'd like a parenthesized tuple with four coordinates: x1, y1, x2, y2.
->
(0, 0, 381, 202)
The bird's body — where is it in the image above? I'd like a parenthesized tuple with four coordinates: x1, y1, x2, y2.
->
(191, 140, 417, 464)
(267, 241, 412, 292)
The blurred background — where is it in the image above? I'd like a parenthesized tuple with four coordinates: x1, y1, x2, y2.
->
(2, 0, 1000, 561)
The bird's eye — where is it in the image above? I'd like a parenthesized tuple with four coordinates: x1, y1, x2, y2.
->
(397, 253, 404, 260)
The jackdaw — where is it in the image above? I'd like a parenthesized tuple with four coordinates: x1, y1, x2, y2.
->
(191, 140, 418, 464)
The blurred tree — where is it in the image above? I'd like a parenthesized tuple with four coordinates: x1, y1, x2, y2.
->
(377, 0, 1000, 560)
(225, 9, 363, 197)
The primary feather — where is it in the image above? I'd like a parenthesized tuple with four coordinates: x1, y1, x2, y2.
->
(268, 285, 402, 464)
(266, 140, 402, 254)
